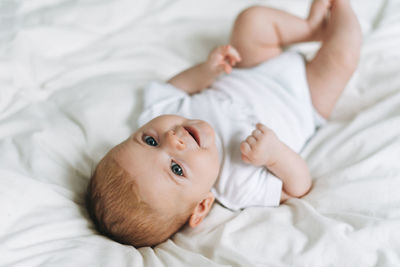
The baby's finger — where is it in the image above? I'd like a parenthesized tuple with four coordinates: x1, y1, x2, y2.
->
(241, 154, 251, 164)
(256, 123, 269, 133)
(226, 45, 242, 62)
(228, 57, 236, 67)
(220, 45, 239, 63)
(223, 63, 232, 74)
(225, 53, 240, 67)
(240, 141, 251, 156)
(251, 129, 263, 140)
(245, 136, 257, 148)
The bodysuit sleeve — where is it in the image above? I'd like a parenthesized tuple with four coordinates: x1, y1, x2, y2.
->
(138, 81, 189, 127)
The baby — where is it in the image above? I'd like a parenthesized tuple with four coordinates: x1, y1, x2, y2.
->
(86, 0, 361, 247)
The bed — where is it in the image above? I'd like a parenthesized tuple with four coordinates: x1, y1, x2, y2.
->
(1, 0, 400, 266)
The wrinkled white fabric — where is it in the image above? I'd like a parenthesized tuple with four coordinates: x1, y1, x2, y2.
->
(1, 0, 400, 266)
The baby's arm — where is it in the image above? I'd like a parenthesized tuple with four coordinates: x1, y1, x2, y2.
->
(168, 45, 241, 95)
(240, 123, 312, 201)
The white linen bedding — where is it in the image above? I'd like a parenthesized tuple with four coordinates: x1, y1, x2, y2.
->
(1, 0, 400, 266)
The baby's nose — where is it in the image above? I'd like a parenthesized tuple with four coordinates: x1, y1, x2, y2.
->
(166, 130, 186, 150)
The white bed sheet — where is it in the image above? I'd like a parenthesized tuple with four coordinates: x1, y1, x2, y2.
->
(1, 0, 400, 266)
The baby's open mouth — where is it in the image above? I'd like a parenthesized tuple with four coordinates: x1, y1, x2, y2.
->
(184, 126, 200, 147)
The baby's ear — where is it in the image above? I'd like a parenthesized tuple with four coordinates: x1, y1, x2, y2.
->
(188, 192, 215, 228)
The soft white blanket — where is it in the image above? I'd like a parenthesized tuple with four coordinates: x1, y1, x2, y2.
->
(1, 0, 400, 266)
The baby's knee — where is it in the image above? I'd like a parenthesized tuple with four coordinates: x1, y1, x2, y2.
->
(333, 39, 361, 74)
(342, 48, 360, 73)
(319, 49, 359, 80)
(231, 6, 273, 49)
(234, 6, 266, 29)
(236, 6, 263, 19)
(236, 6, 270, 23)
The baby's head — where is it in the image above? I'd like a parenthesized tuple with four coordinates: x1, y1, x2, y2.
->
(86, 115, 220, 247)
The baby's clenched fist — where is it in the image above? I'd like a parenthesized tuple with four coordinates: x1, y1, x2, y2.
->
(240, 123, 281, 167)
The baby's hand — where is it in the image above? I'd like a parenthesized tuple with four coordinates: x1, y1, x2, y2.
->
(240, 123, 281, 167)
(207, 45, 241, 74)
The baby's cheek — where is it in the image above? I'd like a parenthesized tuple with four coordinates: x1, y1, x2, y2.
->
(199, 152, 219, 179)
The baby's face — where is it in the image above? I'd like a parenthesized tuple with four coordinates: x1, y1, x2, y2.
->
(113, 115, 220, 216)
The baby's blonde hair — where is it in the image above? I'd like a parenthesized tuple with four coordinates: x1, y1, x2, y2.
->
(85, 152, 191, 247)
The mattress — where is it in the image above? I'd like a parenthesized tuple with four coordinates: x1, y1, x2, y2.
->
(1, 0, 400, 266)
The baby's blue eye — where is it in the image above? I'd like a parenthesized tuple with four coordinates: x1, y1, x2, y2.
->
(171, 162, 183, 176)
(144, 136, 158, 146)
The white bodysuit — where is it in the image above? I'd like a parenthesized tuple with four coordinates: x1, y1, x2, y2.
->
(138, 52, 325, 210)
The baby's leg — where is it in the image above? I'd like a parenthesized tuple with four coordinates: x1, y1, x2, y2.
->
(230, 6, 310, 68)
(306, 0, 362, 118)
(230, 4, 330, 68)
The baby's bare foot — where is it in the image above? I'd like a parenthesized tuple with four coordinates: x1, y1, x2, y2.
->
(307, 0, 332, 40)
